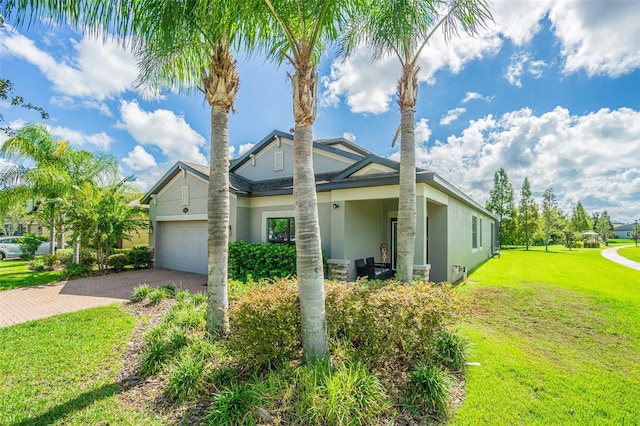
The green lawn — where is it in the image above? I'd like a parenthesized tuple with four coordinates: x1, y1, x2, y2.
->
(0, 305, 163, 425)
(618, 245, 640, 263)
(452, 245, 640, 425)
(0, 259, 64, 291)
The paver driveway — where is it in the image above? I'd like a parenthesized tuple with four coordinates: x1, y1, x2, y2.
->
(0, 268, 207, 327)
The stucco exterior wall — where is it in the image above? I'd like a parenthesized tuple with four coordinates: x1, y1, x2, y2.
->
(152, 172, 208, 219)
(446, 198, 494, 282)
(234, 138, 356, 181)
(427, 202, 448, 282)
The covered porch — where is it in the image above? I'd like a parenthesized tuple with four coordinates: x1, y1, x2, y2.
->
(325, 184, 448, 282)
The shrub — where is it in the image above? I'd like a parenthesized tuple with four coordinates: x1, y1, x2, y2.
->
(228, 279, 467, 370)
(129, 245, 152, 268)
(405, 364, 451, 417)
(430, 329, 469, 373)
(62, 263, 93, 279)
(228, 279, 300, 368)
(55, 248, 74, 265)
(132, 284, 152, 302)
(42, 254, 60, 269)
(31, 258, 46, 272)
(325, 281, 468, 367)
(17, 233, 42, 259)
(573, 241, 584, 249)
(107, 253, 128, 271)
(228, 241, 297, 282)
(79, 248, 97, 266)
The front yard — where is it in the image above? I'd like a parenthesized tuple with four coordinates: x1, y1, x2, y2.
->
(0, 259, 63, 291)
(1, 245, 638, 424)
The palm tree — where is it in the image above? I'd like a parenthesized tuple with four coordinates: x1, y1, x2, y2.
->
(248, 0, 365, 362)
(0, 123, 73, 253)
(1, 0, 249, 336)
(342, 0, 492, 283)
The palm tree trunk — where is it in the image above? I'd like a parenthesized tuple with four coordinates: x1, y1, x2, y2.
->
(207, 104, 230, 335)
(395, 63, 418, 283)
(291, 60, 328, 362)
(202, 47, 238, 336)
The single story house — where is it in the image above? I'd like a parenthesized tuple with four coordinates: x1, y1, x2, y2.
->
(141, 130, 497, 282)
(614, 223, 637, 239)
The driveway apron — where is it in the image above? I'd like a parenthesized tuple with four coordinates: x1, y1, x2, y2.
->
(0, 268, 207, 327)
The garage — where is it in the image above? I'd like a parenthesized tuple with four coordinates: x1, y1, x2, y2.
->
(156, 220, 207, 274)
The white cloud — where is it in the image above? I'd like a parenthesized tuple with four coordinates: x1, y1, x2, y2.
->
(549, 0, 640, 77)
(440, 107, 466, 125)
(415, 106, 640, 222)
(238, 143, 255, 157)
(0, 26, 140, 101)
(116, 100, 206, 165)
(342, 132, 356, 142)
(321, 1, 640, 114)
(461, 92, 492, 103)
(504, 53, 548, 87)
(50, 96, 113, 117)
(48, 125, 113, 150)
(122, 145, 157, 172)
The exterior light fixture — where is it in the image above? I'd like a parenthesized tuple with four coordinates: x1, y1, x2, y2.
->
(332, 203, 339, 209)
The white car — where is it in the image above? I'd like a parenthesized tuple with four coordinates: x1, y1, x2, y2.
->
(0, 236, 53, 260)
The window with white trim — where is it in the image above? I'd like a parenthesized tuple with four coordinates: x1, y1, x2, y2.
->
(267, 217, 295, 244)
(479, 218, 483, 248)
(472, 216, 478, 250)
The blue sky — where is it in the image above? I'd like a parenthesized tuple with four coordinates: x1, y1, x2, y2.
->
(1, 0, 639, 223)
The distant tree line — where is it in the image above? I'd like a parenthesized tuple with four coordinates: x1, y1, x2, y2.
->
(486, 167, 615, 251)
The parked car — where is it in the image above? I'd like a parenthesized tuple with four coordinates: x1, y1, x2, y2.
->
(0, 236, 53, 260)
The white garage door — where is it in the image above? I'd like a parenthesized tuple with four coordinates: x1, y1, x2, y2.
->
(156, 221, 207, 274)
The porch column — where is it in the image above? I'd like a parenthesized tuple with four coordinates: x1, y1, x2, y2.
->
(327, 259, 350, 281)
(414, 195, 427, 265)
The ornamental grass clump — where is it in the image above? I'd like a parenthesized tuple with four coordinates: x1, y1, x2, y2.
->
(405, 363, 452, 418)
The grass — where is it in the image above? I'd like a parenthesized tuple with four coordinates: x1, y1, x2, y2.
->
(0, 259, 64, 290)
(0, 305, 163, 425)
(452, 245, 640, 425)
(618, 245, 640, 263)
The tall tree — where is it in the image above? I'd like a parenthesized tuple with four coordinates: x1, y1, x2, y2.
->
(342, 0, 492, 283)
(541, 187, 563, 251)
(570, 201, 592, 233)
(0, 123, 73, 253)
(249, 0, 368, 362)
(1, 0, 250, 336)
(517, 177, 538, 250)
(486, 167, 516, 247)
(593, 210, 614, 245)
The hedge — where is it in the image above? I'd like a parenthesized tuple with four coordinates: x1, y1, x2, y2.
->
(228, 241, 297, 282)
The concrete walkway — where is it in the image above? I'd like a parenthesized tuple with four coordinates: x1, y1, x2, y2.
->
(0, 268, 207, 328)
(601, 245, 640, 271)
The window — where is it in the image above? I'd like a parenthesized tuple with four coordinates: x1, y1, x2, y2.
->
(274, 151, 284, 171)
(268, 217, 295, 244)
(479, 218, 483, 248)
(472, 216, 478, 250)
